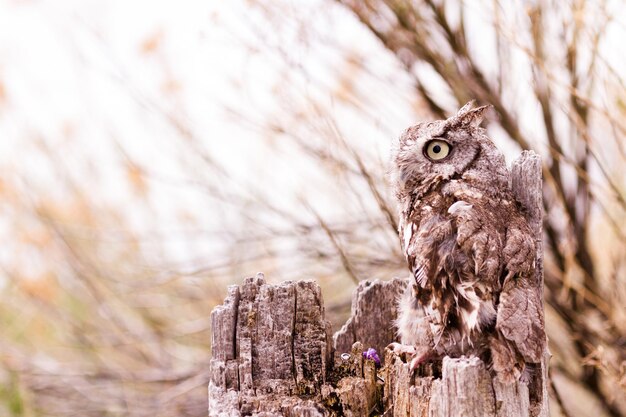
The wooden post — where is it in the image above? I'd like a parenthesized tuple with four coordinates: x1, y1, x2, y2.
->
(511, 151, 550, 417)
(209, 274, 333, 416)
(209, 151, 549, 416)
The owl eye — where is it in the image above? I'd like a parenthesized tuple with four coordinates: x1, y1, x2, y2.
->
(424, 140, 451, 161)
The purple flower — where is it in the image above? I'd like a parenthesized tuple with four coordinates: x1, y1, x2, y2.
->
(363, 348, 381, 367)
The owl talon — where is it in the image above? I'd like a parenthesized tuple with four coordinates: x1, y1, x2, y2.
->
(386, 342, 416, 359)
(386, 342, 433, 373)
(409, 357, 421, 373)
(409, 352, 431, 373)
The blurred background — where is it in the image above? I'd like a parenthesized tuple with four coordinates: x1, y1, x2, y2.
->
(0, 0, 624, 416)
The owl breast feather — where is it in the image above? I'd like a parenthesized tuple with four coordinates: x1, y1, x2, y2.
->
(401, 195, 514, 347)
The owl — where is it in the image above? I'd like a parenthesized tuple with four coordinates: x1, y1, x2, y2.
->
(389, 101, 545, 383)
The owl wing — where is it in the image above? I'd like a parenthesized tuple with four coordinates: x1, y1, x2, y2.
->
(449, 202, 545, 362)
(495, 223, 545, 363)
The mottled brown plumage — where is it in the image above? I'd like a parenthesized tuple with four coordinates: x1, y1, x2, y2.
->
(390, 102, 545, 383)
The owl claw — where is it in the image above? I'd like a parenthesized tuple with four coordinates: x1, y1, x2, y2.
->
(409, 352, 432, 373)
(409, 356, 422, 373)
(387, 342, 432, 372)
(387, 342, 416, 358)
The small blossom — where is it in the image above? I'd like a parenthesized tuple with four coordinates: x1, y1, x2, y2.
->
(363, 348, 381, 367)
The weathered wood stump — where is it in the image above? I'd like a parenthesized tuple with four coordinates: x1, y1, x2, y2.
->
(209, 151, 549, 416)
(209, 276, 333, 416)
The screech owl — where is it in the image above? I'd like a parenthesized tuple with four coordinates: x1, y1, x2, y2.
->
(389, 101, 546, 383)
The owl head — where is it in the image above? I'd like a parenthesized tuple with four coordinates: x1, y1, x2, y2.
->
(391, 101, 509, 199)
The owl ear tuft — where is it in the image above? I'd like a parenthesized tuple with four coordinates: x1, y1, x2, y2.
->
(457, 102, 491, 128)
(457, 100, 477, 115)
